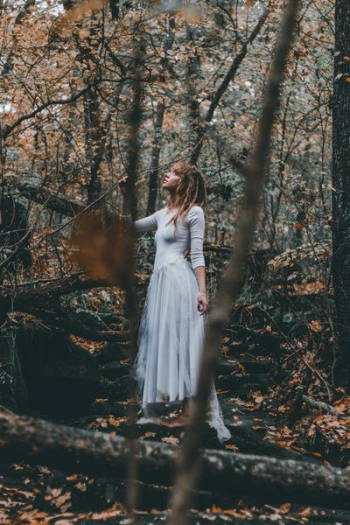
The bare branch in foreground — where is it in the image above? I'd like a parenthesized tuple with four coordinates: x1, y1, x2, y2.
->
(168, 1, 301, 524)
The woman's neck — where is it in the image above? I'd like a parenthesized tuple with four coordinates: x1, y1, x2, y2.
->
(167, 197, 181, 209)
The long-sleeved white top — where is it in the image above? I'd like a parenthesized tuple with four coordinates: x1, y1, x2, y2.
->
(121, 205, 205, 270)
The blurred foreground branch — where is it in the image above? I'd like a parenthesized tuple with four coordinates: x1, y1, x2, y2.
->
(168, 1, 301, 524)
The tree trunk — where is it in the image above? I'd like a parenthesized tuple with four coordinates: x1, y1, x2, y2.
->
(332, 0, 350, 387)
(1, 409, 350, 509)
(146, 101, 164, 215)
(110, 0, 120, 19)
(0, 329, 27, 410)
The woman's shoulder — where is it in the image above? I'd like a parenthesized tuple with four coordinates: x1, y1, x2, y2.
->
(185, 205, 205, 227)
(154, 207, 167, 217)
(187, 205, 205, 218)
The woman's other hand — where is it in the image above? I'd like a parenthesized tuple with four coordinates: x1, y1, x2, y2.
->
(197, 292, 208, 315)
(118, 175, 131, 198)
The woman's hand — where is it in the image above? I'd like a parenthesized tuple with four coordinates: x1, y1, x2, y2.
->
(197, 292, 208, 315)
(118, 175, 131, 198)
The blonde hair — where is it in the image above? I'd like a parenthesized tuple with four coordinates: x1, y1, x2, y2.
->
(165, 162, 207, 234)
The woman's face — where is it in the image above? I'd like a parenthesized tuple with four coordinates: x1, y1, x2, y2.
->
(162, 166, 181, 189)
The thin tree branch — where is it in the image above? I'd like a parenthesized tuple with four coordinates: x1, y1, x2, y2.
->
(3, 82, 100, 140)
(191, 8, 270, 164)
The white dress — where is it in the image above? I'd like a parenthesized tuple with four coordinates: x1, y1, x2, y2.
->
(122, 205, 231, 443)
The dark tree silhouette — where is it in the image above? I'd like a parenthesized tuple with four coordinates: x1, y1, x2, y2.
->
(332, 0, 350, 388)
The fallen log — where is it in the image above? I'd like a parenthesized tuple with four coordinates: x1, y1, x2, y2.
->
(30, 308, 127, 342)
(11, 181, 86, 216)
(303, 393, 340, 416)
(0, 272, 150, 317)
(57, 509, 350, 524)
(81, 509, 350, 524)
(0, 274, 109, 313)
(290, 386, 340, 425)
(0, 409, 350, 509)
(99, 376, 136, 401)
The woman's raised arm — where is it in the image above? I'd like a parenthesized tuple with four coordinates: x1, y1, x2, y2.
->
(119, 175, 160, 233)
(120, 211, 159, 233)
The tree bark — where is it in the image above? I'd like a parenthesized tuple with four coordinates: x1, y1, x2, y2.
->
(11, 181, 85, 216)
(0, 409, 350, 509)
(146, 101, 165, 215)
(110, 0, 119, 19)
(332, 0, 350, 387)
(0, 274, 108, 316)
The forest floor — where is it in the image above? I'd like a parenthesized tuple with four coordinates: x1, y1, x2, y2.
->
(1, 305, 350, 524)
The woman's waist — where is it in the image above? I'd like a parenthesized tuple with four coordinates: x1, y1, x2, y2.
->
(153, 253, 191, 273)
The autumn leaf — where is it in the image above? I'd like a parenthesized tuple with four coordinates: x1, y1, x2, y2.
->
(91, 508, 124, 519)
(211, 504, 223, 513)
(298, 507, 312, 517)
(244, 0, 258, 10)
(274, 440, 291, 448)
(66, 474, 80, 481)
(107, 416, 126, 427)
(211, 504, 248, 518)
(54, 492, 71, 510)
(75, 482, 87, 492)
(79, 28, 91, 39)
(222, 345, 230, 355)
(310, 320, 322, 332)
(61, 0, 104, 24)
(161, 436, 179, 445)
(293, 282, 326, 295)
(225, 443, 239, 451)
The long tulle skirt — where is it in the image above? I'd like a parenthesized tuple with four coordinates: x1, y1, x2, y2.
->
(133, 255, 231, 443)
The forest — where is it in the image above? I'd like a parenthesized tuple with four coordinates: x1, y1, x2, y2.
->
(1, 0, 350, 523)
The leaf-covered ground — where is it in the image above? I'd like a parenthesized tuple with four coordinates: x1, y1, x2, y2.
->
(1, 298, 350, 523)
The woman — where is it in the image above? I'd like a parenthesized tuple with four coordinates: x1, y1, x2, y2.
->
(118, 161, 231, 443)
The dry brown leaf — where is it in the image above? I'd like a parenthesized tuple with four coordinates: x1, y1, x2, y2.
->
(225, 444, 239, 451)
(75, 482, 87, 492)
(244, 0, 258, 10)
(90, 508, 124, 519)
(54, 492, 71, 509)
(310, 320, 322, 332)
(161, 436, 179, 445)
(279, 502, 292, 514)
